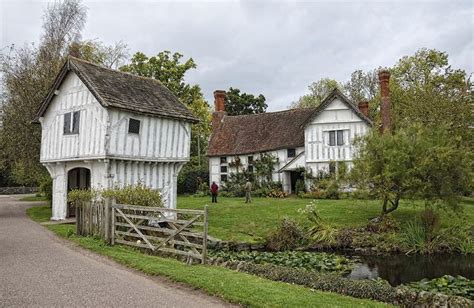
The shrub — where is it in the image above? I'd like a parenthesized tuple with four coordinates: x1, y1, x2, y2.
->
(68, 183, 163, 207)
(295, 179, 305, 195)
(298, 200, 338, 245)
(419, 207, 440, 241)
(366, 214, 399, 233)
(39, 176, 53, 200)
(265, 218, 304, 251)
(177, 165, 209, 194)
(235, 262, 397, 303)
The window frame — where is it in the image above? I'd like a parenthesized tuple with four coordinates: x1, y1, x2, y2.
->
(128, 118, 141, 135)
(220, 166, 228, 173)
(328, 130, 345, 146)
(63, 111, 80, 135)
(220, 156, 227, 164)
(287, 148, 296, 158)
(220, 174, 228, 182)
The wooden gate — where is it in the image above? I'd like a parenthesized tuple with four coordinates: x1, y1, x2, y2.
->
(110, 202, 208, 263)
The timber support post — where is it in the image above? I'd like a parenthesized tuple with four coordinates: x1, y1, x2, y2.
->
(202, 205, 209, 264)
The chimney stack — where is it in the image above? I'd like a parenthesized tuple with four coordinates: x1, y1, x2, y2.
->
(212, 90, 227, 130)
(378, 70, 391, 133)
(358, 101, 369, 117)
(213, 90, 226, 112)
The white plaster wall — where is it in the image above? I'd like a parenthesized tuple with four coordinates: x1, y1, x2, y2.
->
(304, 99, 369, 168)
(209, 146, 304, 187)
(40, 72, 107, 162)
(107, 110, 191, 161)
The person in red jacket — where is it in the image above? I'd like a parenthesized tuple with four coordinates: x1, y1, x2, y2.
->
(210, 181, 219, 203)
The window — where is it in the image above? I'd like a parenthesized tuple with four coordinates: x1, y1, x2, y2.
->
(248, 165, 254, 173)
(63, 111, 80, 134)
(328, 130, 344, 146)
(247, 156, 253, 164)
(220, 166, 228, 173)
(128, 118, 140, 134)
(221, 174, 228, 182)
(220, 157, 227, 164)
(337, 130, 344, 146)
(287, 148, 296, 158)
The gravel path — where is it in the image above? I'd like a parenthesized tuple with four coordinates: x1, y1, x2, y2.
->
(0, 195, 231, 307)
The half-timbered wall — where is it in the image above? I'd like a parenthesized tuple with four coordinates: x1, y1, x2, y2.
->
(107, 110, 191, 161)
(40, 72, 107, 162)
(305, 98, 369, 174)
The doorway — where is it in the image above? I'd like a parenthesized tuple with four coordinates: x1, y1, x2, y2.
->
(67, 168, 91, 217)
(289, 171, 304, 194)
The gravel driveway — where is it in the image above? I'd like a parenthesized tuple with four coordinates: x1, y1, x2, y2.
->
(0, 195, 231, 307)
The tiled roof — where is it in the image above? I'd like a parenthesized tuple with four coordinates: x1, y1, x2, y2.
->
(207, 89, 372, 157)
(36, 57, 198, 123)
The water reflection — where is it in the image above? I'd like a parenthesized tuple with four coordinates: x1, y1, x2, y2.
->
(344, 253, 474, 286)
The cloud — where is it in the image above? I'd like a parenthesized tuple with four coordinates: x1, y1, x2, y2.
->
(1, 0, 472, 110)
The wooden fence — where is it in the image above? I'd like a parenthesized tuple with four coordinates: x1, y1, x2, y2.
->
(75, 199, 208, 263)
(75, 200, 109, 238)
(111, 203, 208, 263)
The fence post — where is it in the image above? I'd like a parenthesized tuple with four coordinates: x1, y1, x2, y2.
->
(104, 198, 110, 243)
(110, 199, 115, 245)
(202, 205, 208, 264)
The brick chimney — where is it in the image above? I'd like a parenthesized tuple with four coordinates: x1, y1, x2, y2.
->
(378, 70, 391, 133)
(212, 90, 227, 129)
(358, 101, 369, 117)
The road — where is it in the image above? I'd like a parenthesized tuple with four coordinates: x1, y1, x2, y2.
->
(0, 195, 230, 307)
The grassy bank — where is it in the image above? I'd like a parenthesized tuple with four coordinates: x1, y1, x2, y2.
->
(179, 196, 474, 243)
(26, 204, 389, 307)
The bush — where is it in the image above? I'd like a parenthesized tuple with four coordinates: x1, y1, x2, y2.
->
(419, 207, 440, 241)
(235, 262, 397, 303)
(295, 179, 305, 195)
(177, 165, 209, 194)
(39, 176, 53, 200)
(68, 183, 163, 207)
(298, 200, 338, 245)
(265, 218, 305, 251)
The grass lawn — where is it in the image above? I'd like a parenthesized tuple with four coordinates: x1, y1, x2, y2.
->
(26, 204, 389, 308)
(178, 196, 474, 243)
(19, 195, 49, 202)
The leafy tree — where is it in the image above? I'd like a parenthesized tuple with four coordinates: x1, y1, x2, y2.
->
(389, 48, 473, 145)
(0, 0, 129, 185)
(0, 0, 87, 185)
(291, 78, 341, 108)
(120, 51, 211, 165)
(224, 87, 267, 116)
(351, 124, 472, 216)
(70, 40, 129, 69)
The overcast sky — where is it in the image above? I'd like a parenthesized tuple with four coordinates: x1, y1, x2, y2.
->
(1, 0, 473, 111)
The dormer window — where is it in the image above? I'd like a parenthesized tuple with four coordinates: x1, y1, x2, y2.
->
(128, 118, 140, 134)
(63, 111, 80, 135)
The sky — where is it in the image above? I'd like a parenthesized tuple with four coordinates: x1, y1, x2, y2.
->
(1, 0, 473, 111)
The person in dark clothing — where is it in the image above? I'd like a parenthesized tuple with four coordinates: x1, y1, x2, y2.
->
(210, 181, 219, 203)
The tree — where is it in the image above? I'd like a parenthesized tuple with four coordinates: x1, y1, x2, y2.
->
(70, 40, 129, 69)
(0, 0, 87, 185)
(224, 87, 267, 116)
(120, 51, 212, 166)
(350, 124, 472, 216)
(291, 78, 341, 108)
(0, 0, 129, 185)
(389, 48, 473, 146)
(254, 153, 279, 185)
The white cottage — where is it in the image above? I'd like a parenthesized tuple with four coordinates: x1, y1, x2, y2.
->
(35, 57, 198, 220)
(207, 89, 373, 193)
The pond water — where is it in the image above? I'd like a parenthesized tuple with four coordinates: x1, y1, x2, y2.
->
(343, 253, 474, 286)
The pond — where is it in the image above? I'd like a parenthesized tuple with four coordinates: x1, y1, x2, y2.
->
(344, 253, 474, 286)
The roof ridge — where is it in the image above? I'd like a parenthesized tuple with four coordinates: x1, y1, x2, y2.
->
(67, 56, 170, 89)
(222, 106, 318, 119)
